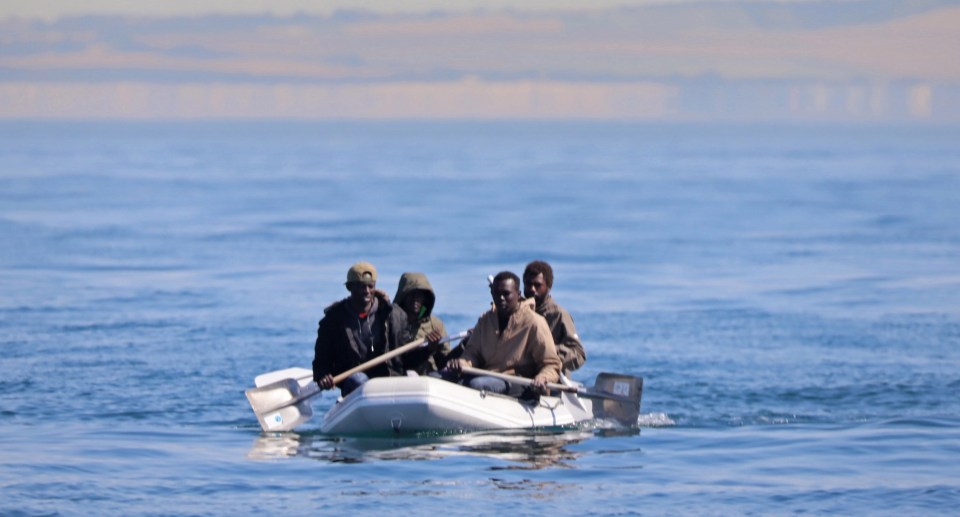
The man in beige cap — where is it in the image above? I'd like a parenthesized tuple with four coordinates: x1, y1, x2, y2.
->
(312, 261, 409, 396)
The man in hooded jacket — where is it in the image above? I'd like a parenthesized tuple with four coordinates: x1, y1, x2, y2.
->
(393, 272, 449, 374)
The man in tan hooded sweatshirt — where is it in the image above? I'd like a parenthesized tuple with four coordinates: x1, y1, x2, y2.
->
(447, 271, 561, 395)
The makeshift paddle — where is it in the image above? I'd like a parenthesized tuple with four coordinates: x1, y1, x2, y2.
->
(254, 367, 312, 388)
(460, 366, 643, 426)
(246, 330, 471, 432)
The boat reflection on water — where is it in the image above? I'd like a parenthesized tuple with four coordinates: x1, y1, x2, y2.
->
(248, 426, 630, 469)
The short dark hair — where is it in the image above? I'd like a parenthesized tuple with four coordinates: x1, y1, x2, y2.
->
(523, 260, 554, 288)
(492, 271, 520, 290)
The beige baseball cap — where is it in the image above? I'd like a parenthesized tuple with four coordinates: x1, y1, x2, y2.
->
(345, 261, 377, 286)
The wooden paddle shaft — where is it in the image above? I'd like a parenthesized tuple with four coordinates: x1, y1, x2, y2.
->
(331, 330, 470, 385)
(460, 365, 638, 404)
(460, 366, 573, 393)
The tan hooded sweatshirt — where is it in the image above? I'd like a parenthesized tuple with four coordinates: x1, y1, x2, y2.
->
(461, 302, 561, 383)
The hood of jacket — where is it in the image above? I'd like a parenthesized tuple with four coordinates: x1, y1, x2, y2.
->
(393, 272, 437, 319)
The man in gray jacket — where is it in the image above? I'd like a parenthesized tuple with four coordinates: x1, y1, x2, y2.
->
(522, 260, 586, 374)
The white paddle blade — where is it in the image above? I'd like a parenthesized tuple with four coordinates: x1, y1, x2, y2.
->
(246, 378, 299, 413)
(246, 378, 318, 432)
(591, 373, 643, 426)
(255, 400, 314, 432)
(560, 391, 594, 422)
(254, 367, 313, 388)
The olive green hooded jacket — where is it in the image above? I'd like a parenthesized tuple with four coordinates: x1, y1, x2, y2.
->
(393, 272, 449, 374)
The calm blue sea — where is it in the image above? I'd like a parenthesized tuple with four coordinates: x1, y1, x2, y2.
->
(1, 120, 959, 516)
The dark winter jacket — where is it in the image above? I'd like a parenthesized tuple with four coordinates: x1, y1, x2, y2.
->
(312, 292, 408, 384)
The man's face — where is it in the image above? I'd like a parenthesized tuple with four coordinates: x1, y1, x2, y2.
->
(402, 290, 428, 321)
(523, 272, 550, 305)
(491, 277, 520, 315)
(347, 281, 375, 310)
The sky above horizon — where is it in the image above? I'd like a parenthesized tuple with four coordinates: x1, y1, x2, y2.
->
(2, 0, 959, 121)
(0, 0, 868, 20)
(5, 0, 685, 20)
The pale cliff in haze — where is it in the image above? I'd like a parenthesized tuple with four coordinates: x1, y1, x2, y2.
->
(2, 0, 958, 121)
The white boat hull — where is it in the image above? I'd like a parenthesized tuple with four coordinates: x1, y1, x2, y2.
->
(319, 375, 595, 434)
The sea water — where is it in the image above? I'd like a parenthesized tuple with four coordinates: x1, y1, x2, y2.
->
(1, 121, 958, 516)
